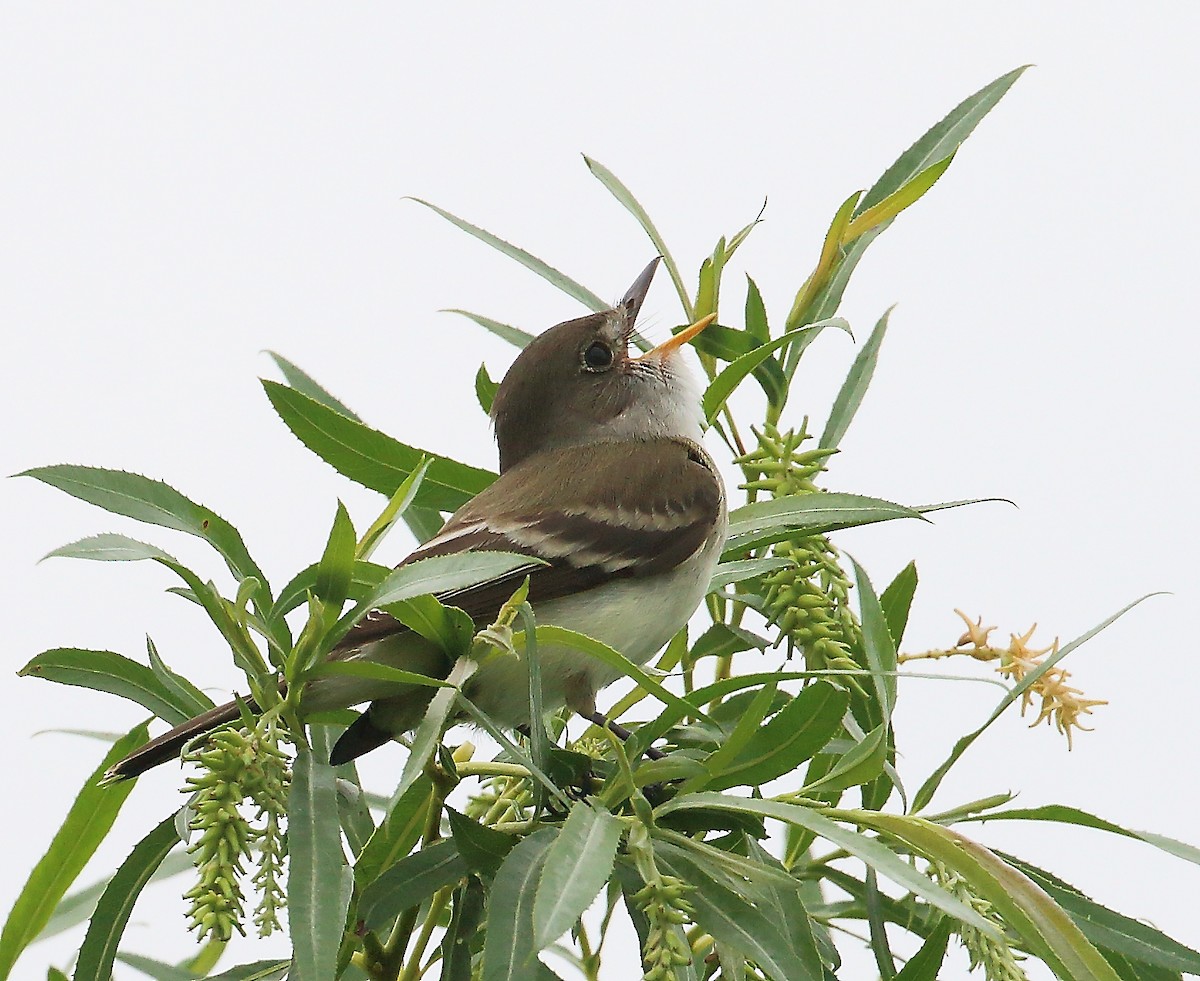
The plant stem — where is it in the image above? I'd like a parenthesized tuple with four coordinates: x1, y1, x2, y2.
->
(398, 885, 455, 981)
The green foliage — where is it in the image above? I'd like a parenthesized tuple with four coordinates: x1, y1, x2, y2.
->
(8, 65, 1195, 981)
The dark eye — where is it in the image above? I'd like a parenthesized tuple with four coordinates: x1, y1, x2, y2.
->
(582, 340, 614, 371)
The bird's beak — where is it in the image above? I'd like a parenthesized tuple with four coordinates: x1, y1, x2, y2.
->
(620, 257, 662, 324)
(636, 312, 718, 362)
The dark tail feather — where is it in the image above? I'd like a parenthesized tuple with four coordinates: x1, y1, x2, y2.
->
(330, 711, 395, 766)
(104, 697, 255, 782)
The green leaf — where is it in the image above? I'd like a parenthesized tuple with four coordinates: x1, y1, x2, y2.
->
(682, 681, 779, 790)
(957, 804, 1200, 869)
(74, 814, 178, 981)
(820, 307, 891, 450)
(393, 657, 478, 804)
(475, 362, 499, 414)
(409, 198, 606, 311)
(356, 456, 433, 563)
(271, 559, 389, 620)
(112, 953, 198, 981)
(0, 723, 147, 981)
(305, 659, 453, 690)
(855, 66, 1030, 215)
(845, 811, 1120, 981)
(447, 808, 517, 879)
(456, 697, 572, 808)
(288, 746, 354, 981)
(894, 920, 953, 981)
(206, 961, 291, 980)
(582, 155, 692, 318)
(19, 648, 198, 726)
(744, 275, 769, 343)
(851, 558, 898, 720)
(879, 562, 918, 649)
(353, 775, 433, 888)
(384, 594, 474, 657)
(802, 722, 889, 794)
(687, 623, 770, 663)
(724, 492, 925, 554)
(655, 842, 823, 981)
(43, 533, 173, 563)
(264, 351, 361, 420)
(656, 794, 999, 937)
(263, 379, 496, 511)
(844, 153, 957, 242)
(481, 828, 559, 981)
(359, 838, 467, 930)
(22, 466, 270, 602)
(703, 321, 849, 425)
(441, 879, 486, 981)
(533, 802, 623, 949)
(443, 309, 534, 349)
(998, 851, 1200, 974)
(527, 625, 714, 726)
(913, 594, 1160, 812)
(313, 502, 356, 612)
(705, 681, 848, 791)
(145, 637, 213, 718)
(707, 557, 794, 592)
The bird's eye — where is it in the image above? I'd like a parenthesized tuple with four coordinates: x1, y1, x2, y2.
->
(582, 340, 614, 371)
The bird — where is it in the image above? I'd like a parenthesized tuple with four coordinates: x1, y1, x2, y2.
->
(106, 258, 727, 780)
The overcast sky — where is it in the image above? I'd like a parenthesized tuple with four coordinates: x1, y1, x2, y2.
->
(2, 6, 1197, 980)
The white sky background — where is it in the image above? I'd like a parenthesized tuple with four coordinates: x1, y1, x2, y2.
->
(2, 5, 1198, 980)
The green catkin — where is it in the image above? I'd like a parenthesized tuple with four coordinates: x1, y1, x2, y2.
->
(736, 422, 865, 683)
(929, 861, 1029, 980)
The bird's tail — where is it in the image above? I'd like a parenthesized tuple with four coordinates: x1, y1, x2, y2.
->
(104, 696, 255, 783)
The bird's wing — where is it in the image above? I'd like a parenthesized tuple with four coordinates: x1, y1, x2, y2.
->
(334, 438, 723, 651)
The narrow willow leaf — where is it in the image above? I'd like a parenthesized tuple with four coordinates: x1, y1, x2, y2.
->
(702, 321, 849, 425)
(264, 351, 361, 420)
(705, 682, 848, 791)
(785, 190, 862, 332)
(879, 561, 919, 649)
(958, 804, 1200, 868)
(894, 920, 953, 980)
(655, 843, 823, 981)
(21, 466, 270, 601)
(146, 637, 213, 718)
(526, 625, 714, 725)
(707, 557, 794, 592)
(845, 811, 1120, 981)
(802, 722, 889, 794)
(687, 623, 770, 663)
(447, 808, 517, 879)
(263, 380, 496, 510)
(998, 851, 1200, 973)
(456, 697, 571, 808)
(443, 309, 535, 349)
(856, 66, 1030, 215)
(358, 839, 468, 930)
(913, 594, 1160, 812)
(313, 502, 356, 612)
(353, 775, 433, 888)
(385, 594, 474, 656)
(820, 307, 892, 450)
(844, 153, 956, 243)
(481, 828, 559, 981)
(19, 648, 196, 726)
(206, 961, 291, 980)
(724, 492, 925, 554)
(271, 559, 389, 620)
(356, 457, 432, 563)
(682, 682, 779, 791)
(74, 815, 178, 981)
(0, 724, 147, 981)
(289, 746, 354, 981)
(655, 794, 998, 936)
(442, 879, 486, 981)
(305, 659, 453, 690)
(35, 851, 191, 946)
(533, 803, 623, 949)
(391, 657, 477, 803)
(475, 362, 499, 414)
(333, 550, 543, 648)
(582, 155, 692, 318)
(744, 274, 769, 342)
(851, 558, 898, 719)
(43, 533, 173, 564)
(112, 953, 198, 981)
(409, 198, 607, 310)
(307, 726, 374, 857)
